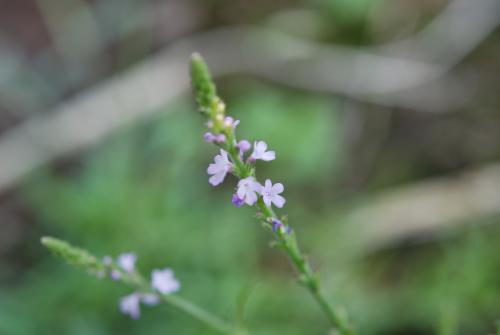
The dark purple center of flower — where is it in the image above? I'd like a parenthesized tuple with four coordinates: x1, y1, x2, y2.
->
(231, 194, 244, 208)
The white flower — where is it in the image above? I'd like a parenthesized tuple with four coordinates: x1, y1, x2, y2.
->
(236, 177, 262, 206)
(119, 293, 141, 319)
(117, 252, 137, 273)
(151, 268, 181, 294)
(261, 179, 286, 208)
(250, 141, 275, 162)
(207, 149, 232, 186)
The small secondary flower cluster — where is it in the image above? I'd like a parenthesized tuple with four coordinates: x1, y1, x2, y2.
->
(102, 252, 180, 319)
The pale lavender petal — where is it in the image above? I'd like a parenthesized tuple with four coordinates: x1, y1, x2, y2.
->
(151, 268, 181, 295)
(263, 195, 272, 207)
(224, 116, 234, 126)
(110, 269, 121, 280)
(203, 132, 215, 142)
(141, 294, 160, 306)
(262, 151, 275, 161)
(214, 155, 223, 164)
(220, 149, 229, 160)
(120, 293, 141, 319)
(237, 140, 251, 155)
(207, 163, 218, 174)
(261, 152, 274, 161)
(265, 179, 272, 189)
(273, 195, 286, 208)
(117, 253, 136, 273)
(214, 134, 226, 143)
(272, 183, 284, 194)
(236, 185, 246, 198)
(209, 172, 225, 186)
(256, 141, 267, 152)
(252, 182, 263, 194)
(245, 191, 258, 205)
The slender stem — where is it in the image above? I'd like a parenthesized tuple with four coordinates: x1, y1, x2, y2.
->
(162, 295, 234, 334)
(281, 234, 354, 334)
(133, 274, 237, 335)
(223, 148, 355, 335)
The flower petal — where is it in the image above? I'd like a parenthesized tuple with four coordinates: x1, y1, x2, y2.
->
(256, 141, 267, 152)
(119, 293, 141, 319)
(207, 163, 218, 174)
(263, 195, 272, 207)
(273, 195, 286, 208)
(272, 183, 284, 194)
(261, 151, 275, 161)
(252, 182, 263, 193)
(209, 172, 226, 186)
(245, 191, 258, 205)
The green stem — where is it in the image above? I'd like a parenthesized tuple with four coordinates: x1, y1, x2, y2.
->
(224, 148, 355, 335)
(162, 295, 234, 334)
(133, 274, 237, 334)
(256, 200, 355, 335)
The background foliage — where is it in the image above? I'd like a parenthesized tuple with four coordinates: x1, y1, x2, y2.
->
(1, 0, 499, 334)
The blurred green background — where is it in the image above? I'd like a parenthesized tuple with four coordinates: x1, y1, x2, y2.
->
(1, 0, 500, 334)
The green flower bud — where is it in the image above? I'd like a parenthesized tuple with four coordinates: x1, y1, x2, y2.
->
(190, 53, 217, 111)
(41, 236, 103, 273)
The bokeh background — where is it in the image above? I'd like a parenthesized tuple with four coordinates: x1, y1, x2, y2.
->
(1, 0, 500, 334)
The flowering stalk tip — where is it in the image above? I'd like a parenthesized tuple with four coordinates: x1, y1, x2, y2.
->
(41, 236, 103, 274)
(190, 53, 217, 112)
(191, 52, 355, 335)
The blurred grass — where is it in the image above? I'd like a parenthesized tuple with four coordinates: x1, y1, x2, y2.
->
(0, 82, 498, 334)
(1, 85, 342, 334)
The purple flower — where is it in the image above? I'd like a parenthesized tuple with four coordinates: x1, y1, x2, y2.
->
(262, 179, 286, 208)
(231, 194, 245, 208)
(117, 252, 137, 273)
(236, 177, 263, 206)
(204, 132, 226, 143)
(223, 116, 240, 129)
(271, 219, 283, 232)
(140, 293, 160, 306)
(237, 140, 251, 157)
(110, 270, 121, 280)
(249, 141, 275, 162)
(151, 268, 181, 294)
(207, 149, 232, 186)
(120, 293, 141, 319)
(203, 132, 215, 142)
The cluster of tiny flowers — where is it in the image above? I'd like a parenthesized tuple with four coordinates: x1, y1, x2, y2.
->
(207, 140, 285, 210)
(204, 116, 240, 145)
(203, 112, 291, 238)
(101, 252, 180, 319)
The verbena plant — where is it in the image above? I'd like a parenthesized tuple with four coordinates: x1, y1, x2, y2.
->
(42, 53, 355, 335)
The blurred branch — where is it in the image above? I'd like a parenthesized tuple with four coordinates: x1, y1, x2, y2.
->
(382, 0, 500, 66)
(330, 164, 500, 254)
(0, 0, 499, 192)
(0, 0, 205, 113)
